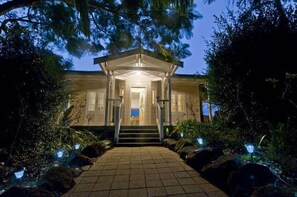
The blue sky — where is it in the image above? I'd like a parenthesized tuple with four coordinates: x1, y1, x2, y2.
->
(71, 0, 233, 74)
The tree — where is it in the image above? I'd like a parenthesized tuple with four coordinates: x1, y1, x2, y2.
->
(0, 24, 71, 168)
(208, 0, 293, 28)
(205, 3, 297, 132)
(0, 0, 199, 61)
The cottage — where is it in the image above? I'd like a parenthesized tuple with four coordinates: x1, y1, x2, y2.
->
(66, 49, 207, 145)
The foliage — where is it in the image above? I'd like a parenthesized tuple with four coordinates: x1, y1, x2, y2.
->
(205, 2, 297, 133)
(0, 25, 70, 168)
(177, 119, 245, 149)
(58, 128, 99, 151)
(0, 0, 200, 61)
(264, 121, 297, 176)
(206, 2, 297, 181)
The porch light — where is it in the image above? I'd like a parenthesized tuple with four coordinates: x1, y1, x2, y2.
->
(245, 144, 255, 154)
(14, 167, 25, 179)
(180, 133, 184, 138)
(56, 150, 64, 158)
(197, 137, 204, 146)
(74, 143, 80, 150)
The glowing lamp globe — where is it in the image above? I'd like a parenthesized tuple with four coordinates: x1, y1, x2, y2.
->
(245, 144, 255, 154)
(180, 133, 184, 138)
(14, 167, 25, 179)
(74, 143, 80, 150)
(57, 150, 64, 158)
(197, 137, 204, 145)
(165, 128, 169, 135)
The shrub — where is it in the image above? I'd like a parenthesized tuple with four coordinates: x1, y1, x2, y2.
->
(177, 119, 244, 149)
(0, 25, 71, 169)
(58, 128, 99, 150)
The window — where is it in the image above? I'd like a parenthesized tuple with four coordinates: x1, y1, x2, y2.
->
(177, 94, 184, 112)
(202, 102, 209, 116)
(87, 92, 96, 111)
(152, 90, 155, 105)
(171, 95, 176, 112)
(202, 102, 219, 117)
(171, 93, 184, 113)
(97, 92, 105, 112)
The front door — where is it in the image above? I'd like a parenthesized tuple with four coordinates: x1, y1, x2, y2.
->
(130, 87, 146, 125)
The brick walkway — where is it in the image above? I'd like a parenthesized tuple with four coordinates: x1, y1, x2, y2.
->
(63, 147, 227, 197)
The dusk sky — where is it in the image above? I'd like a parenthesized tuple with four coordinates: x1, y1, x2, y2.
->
(71, 0, 233, 74)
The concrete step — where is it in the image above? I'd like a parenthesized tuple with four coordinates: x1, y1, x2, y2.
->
(119, 133, 159, 137)
(116, 142, 162, 146)
(118, 137, 160, 143)
(121, 125, 158, 130)
(120, 129, 158, 133)
(117, 126, 161, 145)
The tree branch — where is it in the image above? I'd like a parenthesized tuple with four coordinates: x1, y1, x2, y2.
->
(0, 0, 42, 16)
(90, 12, 112, 38)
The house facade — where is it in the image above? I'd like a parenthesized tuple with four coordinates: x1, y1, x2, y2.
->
(66, 49, 207, 144)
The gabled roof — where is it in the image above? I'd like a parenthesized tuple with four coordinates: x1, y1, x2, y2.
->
(94, 48, 183, 67)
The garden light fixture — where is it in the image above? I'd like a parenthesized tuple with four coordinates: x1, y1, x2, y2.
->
(197, 137, 204, 146)
(245, 144, 255, 154)
(74, 143, 80, 150)
(56, 150, 64, 158)
(14, 167, 25, 179)
(245, 143, 255, 161)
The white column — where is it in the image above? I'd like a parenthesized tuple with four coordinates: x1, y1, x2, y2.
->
(104, 73, 111, 126)
(168, 75, 172, 125)
(161, 77, 165, 99)
(110, 74, 116, 125)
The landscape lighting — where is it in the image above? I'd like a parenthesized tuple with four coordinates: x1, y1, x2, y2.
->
(74, 143, 80, 150)
(245, 144, 255, 154)
(197, 137, 204, 146)
(14, 167, 25, 179)
(56, 150, 64, 158)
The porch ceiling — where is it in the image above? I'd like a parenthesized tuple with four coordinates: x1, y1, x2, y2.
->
(114, 69, 163, 81)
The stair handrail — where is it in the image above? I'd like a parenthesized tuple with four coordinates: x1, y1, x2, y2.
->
(156, 102, 161, 139)
(156, 98, 168, 142)
(114, 96, 123, 143)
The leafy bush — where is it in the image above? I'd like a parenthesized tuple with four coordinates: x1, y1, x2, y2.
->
(204, 3, 297, 179)
(0, 25, 71, 169)
(177, 119, 245, 149)
(265, 120, 297, 177)
(59, 128, 99, 150)
(206, 3, 297, 133)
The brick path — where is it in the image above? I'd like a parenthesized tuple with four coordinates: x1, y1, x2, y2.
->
(63, 147, 227, 197)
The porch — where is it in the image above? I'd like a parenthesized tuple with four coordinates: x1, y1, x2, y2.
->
(94, 49, 181, 144)
(68, 49, 207, 145)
